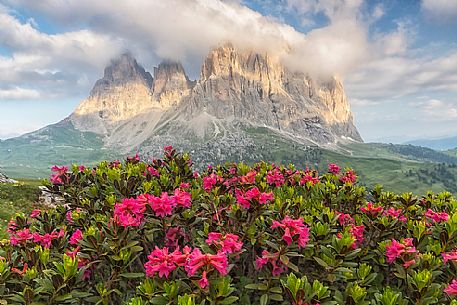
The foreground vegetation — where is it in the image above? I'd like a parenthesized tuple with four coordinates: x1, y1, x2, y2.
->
(0, 180, 40, 238)
(0, 148, 456, 304)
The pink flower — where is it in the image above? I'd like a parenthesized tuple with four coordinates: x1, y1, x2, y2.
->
(386, 239, 405, 263)
(30, 209, 41, 218)
(198, 271, 210, 288)
(78, 165, 86, 172)
(203, 174, 219, 192)
(444, 279, 457, 296)
(206, 232, 243, 254)
(267, 169, 285, 187)
(146, 166, 159, 177)
(144, 247, 181, 278)
(240, 170, 257, 184)
(51, 165, 68, 175)
(259, 192, 274, 205)
(69, 229, 83, 245)
(148, 192, 175, 217)
(442, 250, 457, 263)
(235, 188, 274, 208)
(33, 229, 65, 248)
(66, 211, 73, 223)
(180, 182, 190, 189)
(383, 207, 408, 222)
(114, 198, 146, 227)
(328, 163, 341, 174)
(425, 209, 449, 223)
(10, 228, 33, 245)
(340, 170, 357, 184)
(185, 248, 228, 276)
(271, 216, 310, 248)
(335, 211, 354, 226)
(172, 189, 192, 208)
(360, 202, 383, 216)
(50, 174, 63, 185)
(66, 246, 80, 258)
(349, 225, 365, 248)
(386, 238, 417, 264)
(299, 171, 319, 185)
(245, 187, 261, 200)
(165, 227, 182, 248)
(255, 250, 286, 276)
(127, 154, 140, 162)
(403, 259, 415, 268)
(235, 189, 251, 209)
(50, 165, 68, 185)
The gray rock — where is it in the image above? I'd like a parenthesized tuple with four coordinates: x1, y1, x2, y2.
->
(0, 171, 17, 184)
(68, 43, 363, 161)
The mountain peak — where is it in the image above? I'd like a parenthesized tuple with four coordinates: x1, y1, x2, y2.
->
(152, 60, 194, 108)
(91, 52, 153, 96)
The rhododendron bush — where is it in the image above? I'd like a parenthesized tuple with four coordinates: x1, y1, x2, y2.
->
(1, 148, 457, 304)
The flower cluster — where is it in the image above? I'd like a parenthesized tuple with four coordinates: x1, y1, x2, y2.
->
(112, 188, 192, 226)
(10, 227, 65, 248)
(266, 168, 285, 187)
(255, 250, 286, 276)
(425, 209, 449, 223)
(205, 232, 243, 254)
(114, 197, 146, 227)
(360, 202, 383, 216)
(386, 238, 417, 267)
(144, 247, 228, 289)
(235, 187, 274, 209)
(49, 165, 68, 185)
(271, 216, 310, 248)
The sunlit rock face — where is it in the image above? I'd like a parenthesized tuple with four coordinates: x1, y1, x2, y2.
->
(71, 53, 155, 134)
(69, 44, 362, 154)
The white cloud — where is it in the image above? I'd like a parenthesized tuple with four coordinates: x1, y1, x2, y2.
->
(0, 87, 40, 100)
(422, 0, 457, 21)
(346, 48, 457, 101)
(350, 98, 380, 107)
(413, 98, 457, 120)
(1, 0, 396, 81)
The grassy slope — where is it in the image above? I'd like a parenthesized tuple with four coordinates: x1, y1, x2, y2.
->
(0, 180, 41, 238)
(0, 121, 117, 178)
(1, 123, 457, 195)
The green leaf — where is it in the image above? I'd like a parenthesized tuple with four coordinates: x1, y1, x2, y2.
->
(119, 272, 145, 279)
(219, 296, 239, 305)
(260, 294, 269, 305)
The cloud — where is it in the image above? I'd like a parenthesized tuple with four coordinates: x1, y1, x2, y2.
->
(346, 49, 457, 100)
(0, 87, 40, 100)
(1, 0, 397, 81)
(412, 98, 457, 120)
(0, 6, 124, 100)
(350, 98, 380, 107)
(422, 0, 457, 21)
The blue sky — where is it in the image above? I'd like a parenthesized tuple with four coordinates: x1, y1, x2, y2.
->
(0, 0, 456, 142)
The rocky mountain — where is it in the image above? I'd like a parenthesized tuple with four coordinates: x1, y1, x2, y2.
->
(68, 44, 361, 159)
(0, 44, 363, 176)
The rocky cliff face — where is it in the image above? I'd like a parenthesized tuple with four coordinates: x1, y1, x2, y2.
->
(71, 53, 155, 134)
(182, 44, 361, 143)
(152, 61, 194, 108)
(69, 44, 362, 156)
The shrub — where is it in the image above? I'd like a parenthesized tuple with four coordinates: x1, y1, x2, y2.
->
(1, 148, 457, 304)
